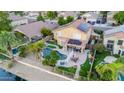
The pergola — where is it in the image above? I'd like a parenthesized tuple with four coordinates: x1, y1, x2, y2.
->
(66, 39, 86, 53)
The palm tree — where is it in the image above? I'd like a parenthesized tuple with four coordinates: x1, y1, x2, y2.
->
(96, 61, 124, 81)
(28, 40, 45, 60)
(0, 31, 19, 60)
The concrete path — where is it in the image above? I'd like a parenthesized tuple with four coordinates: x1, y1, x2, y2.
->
(0, 59, 75, 81)
(74, 51, 88, 79)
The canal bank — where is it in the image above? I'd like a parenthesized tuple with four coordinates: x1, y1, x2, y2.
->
(0, 59, 73, 81)
(0, 68, 26, 81)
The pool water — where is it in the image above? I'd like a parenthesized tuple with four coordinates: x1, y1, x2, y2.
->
(119, 74, 124, 81)
(0, 68, 26, 81)
(42, 48, 67, 60)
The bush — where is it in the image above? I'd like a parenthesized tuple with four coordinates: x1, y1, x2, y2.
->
(42, 50, 60, 67)
(94, 43, 106, 53)
(58, 16, 67, 25)
(42, 59, 49, 65)
(94, 29, 103, 35)
(66, 16, 74, 23)
(40, 27, 52, 37)
(113, 54, 120, 58)
(37, 15, 44, 21)
(19, 45, 28, 57)
(6, 61, 14, 69)
(58, 67, 76, 74)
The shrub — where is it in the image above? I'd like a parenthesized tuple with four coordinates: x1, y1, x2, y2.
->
(37, 15, 44, 21)
(58, 16, 67, 25)
(40, 27, 52, 37)
(66, 16, 74, 23)
(19, 45, 28, 57)
(42, 59, 49, 65)
(6, 61, 14, 69)
(94, 29, 103, 35)
(94, 43, 106, 53)
(58, 67, 76, 74)
(113, 54, 120, 58)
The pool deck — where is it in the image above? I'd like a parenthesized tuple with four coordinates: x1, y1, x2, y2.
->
(0, 57, 75, 81)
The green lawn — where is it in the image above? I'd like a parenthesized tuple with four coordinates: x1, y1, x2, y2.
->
(47, 45, 56, 48)
(79, 56, 90, 77)
(93, 51, 110, 68)
(58, 67, 76, 74)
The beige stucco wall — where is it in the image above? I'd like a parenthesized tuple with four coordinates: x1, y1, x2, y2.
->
(104, 33, 124, 55)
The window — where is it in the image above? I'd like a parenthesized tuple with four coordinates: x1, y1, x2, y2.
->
(107, 40, 114, 44)
(122, 51, 124, 55)
(118, 40, 123, 45)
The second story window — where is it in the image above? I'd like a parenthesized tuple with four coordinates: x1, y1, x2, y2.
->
(107, 40, 114, 44)
(117, 40, 123, 45)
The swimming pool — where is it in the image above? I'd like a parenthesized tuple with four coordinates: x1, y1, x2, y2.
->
(0, 68, 26, 81)
(119, 74, 124, 81)
(42, 48, 67, 60)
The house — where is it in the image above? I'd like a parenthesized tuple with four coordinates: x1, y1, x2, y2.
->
(9, 13, 28, 26)
(82, 12, 99, 24)
(53, 19, 93, 52)
(14, 21, 59, 41)
(104, 25, 124, 55)
(107, 11, 118, 24)
(58, 11, 80, 19)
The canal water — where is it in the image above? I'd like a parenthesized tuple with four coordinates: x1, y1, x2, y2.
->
(0, 68, 26, 81)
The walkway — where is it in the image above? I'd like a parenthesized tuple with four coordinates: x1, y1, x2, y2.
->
(0, 56, 75, 81)
(74, 50, 88, 79)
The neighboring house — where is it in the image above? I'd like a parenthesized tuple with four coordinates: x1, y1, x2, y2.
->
(14, 21, 59, 41)
(24, 11, 40, 23)
(104, 25, 124, 55)
(9, 13, 28, 26)
(53, 19, 93, 52)
(107, 11, 118, 24)
(58, 11, 80, 19)
(82, 12, 99, 24)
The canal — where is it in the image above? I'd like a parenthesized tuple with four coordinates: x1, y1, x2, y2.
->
(0, 68, 26, 81)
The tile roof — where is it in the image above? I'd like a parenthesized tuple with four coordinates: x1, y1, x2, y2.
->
(14, 21, 59, 38)
(104, 25, 124, 36)
(9, 13, 27, 21)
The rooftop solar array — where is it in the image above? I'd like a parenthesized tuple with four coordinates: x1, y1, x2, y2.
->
(68, 39, 82, 45)
(77, 23, 90, 32)
(104, 25, 124, 35)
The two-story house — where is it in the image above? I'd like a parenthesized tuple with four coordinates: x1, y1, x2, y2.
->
(104, 25, 124, 55)
(53, 19, 93, 52)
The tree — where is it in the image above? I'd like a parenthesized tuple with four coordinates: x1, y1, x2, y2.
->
(0, 12, 12, 33)
(37, 15, 44, 21)
(43, 50, 60, 66)
(58, 16, 67, 25)
(94, 43, 106, 53)
(14, 11, 25, 16)
(40, 27, 52, 37)
(100, 11, 108, 18)
(66, 16, 74, 23)
(47, 11, 57, 20)
(0, 31, 19, 60)
(28, 40, 45, 60)
(96, 61, 124, 80)
(113, 11, 124, 25)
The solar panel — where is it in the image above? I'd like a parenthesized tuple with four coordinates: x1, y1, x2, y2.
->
(77, 23, 90, 32)
(68, 39, 82, 45)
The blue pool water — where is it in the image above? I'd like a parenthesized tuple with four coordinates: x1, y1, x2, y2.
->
(0, 68, 26, 81)
(42, 48, 67, 60)
(119, 74, 124, 81)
